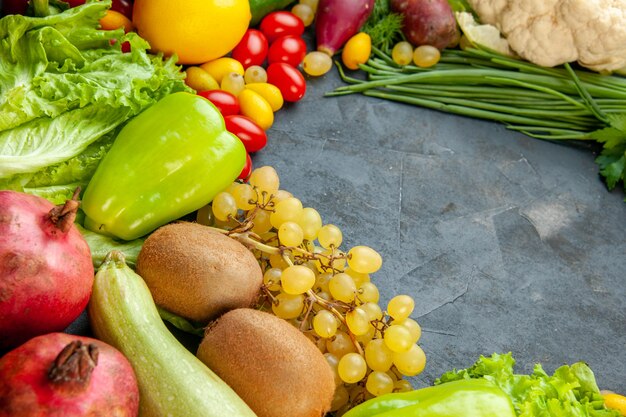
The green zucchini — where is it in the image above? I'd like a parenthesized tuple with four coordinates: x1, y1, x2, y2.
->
(88, 251, 257, 417)
(249, 0, 296, 26)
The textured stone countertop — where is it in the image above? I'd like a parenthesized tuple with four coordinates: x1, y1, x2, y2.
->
(252, 65, 626, 391)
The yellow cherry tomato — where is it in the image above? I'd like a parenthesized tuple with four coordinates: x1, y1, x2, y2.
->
(184, 66, 219, 92)
(200, 58, 245, 84)
(132, 0, 251, 65)
(341, 32, 372, 70)
(604, 392, 626, 416)
(99, 9, 133, 32)
(238, 89, 274, 131)
(245, 83, 284, 112)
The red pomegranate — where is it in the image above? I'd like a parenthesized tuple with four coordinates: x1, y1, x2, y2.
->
(0, 189, 94, 350)
(0, 332, 139, 417)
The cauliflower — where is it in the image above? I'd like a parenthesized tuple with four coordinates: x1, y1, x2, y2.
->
(467, 0, 626, 73)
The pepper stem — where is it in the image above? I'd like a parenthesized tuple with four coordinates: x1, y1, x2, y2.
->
(48, 340, 99, 388)
(48, 187, 81, 234)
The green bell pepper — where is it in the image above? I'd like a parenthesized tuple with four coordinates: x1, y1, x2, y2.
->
(81, 92, 245, 241)
(343, 379, 517, 417)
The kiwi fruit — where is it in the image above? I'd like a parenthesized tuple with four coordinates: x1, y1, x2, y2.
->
(135, 221, 262, 323)
(196, 308, 335, 417)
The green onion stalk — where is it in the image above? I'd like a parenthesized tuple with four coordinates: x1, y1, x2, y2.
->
(327, 46, 626, 195)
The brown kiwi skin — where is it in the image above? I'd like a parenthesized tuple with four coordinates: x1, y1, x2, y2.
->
(197, 308, 336, 417)
(135, 222, 262, 323)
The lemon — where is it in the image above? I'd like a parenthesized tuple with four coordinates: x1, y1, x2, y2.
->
(132, 0, 251, 65)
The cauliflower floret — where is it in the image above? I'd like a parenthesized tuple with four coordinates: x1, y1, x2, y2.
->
(467, 0, 626, 72)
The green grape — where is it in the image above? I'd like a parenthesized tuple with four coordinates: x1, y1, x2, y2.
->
(211, 192, 237, 221)
(223, 181, 240, 194)
(386, 369, 399, 382)
(387, 295, 415, 321)
(221, 72, 245, 96)
(392, 41, 413, 66)
(278, 221, 304, 247)
(291, 3, 314, 27)
(313, 309, 338, 338)
(314, 273, 332, 292)
(232, 183, 256, 210)
(271, 292, 304, 319)
(271, 189, 292, 204)
(299, 0, 318, 14)
(248, 166, 280, 194)
(328, 273, 357, 303)
(330, 384, 349, 412)
(281, 265, 315, 295)
(318, 224, 343, 249)
(298, 207, 323, 241)
(244, 65, 267, 84)
(364, 338, 393, 372)
(347, 245, 383, 274)
(345, 307, 370, 336)
(324, 352, 342, 386)
(268, 253, 289, 269)
(316, 291, 331, 301)
(383, 324, 413, 353)
(360, 302, 383, 321)
(358, 282, 380, 304)
(263, 267, 282, 291)
(366, 371, 394, 397)
(338, 352, 367, 384)
(302, 51, 332, 76)
(345, 267, 370, 287)
(392, 344, 426, 376)
(270, 197, 303, 229)
(355, 325, 375, 345)
(396, 317, 422, 344)
(251, 209, 272, 234)
(196, 204, 214, 226)
(413, 45, 441, 68)
(394, 379, 413, 392)
(326, 331, 356, 358)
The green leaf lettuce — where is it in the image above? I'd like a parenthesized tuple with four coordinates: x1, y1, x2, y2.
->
(0, 0, 191, 200)
(436, 353, 620, 417)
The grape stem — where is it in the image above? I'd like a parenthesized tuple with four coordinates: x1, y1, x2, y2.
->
(306, 290, 364, 356)
(207, 210, 365, 357)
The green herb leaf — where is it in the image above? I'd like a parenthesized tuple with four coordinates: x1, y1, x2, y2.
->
(363, 0, 404, 53)
(589, 113, 626, 190)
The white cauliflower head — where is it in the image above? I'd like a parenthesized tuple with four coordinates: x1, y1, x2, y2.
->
(467, 0, 626, 72)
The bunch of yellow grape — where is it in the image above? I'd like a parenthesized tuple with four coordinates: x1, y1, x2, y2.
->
(197, 166, 426, 414)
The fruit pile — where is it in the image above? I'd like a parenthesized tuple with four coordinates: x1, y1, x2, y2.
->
(197, 166, 426, 413)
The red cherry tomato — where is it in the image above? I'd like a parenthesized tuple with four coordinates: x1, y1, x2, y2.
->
(197, 90, 240, 116)
(259, 11, 305, 44)
(1, 0, 28, 15)
(266, 62, 306, 102)
(224, 115, 268, 153)
(231, 29, 269, 69)
(110, 0, 133, 19)
(238, 153, 253, 180)
(267, 35, 307, 67)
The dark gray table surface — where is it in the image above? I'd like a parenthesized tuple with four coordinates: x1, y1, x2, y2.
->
(252, 65, 626, 392)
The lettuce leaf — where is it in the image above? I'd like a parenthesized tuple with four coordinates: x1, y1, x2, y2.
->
(436, 353, 620, 417)
(0, 0, 190, 201)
